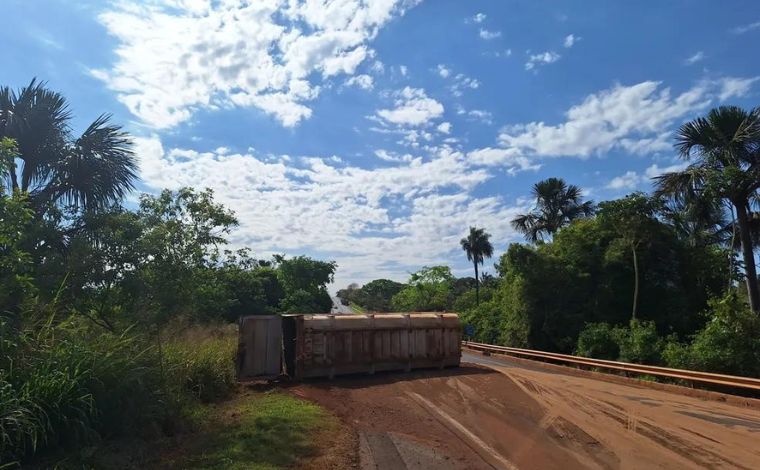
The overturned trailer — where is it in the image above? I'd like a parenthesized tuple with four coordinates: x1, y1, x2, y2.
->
(237, 313, 462, 380)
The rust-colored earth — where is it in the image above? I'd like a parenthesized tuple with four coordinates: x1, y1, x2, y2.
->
(289, 351, 760, 469)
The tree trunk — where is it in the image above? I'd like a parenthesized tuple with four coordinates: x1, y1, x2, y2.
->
(735, 203, 760, 313)
(474, 261, 480, 306)
(729, 205, 737, 291)
(9, 160, 19, 191)
(631, 242, 639, 320)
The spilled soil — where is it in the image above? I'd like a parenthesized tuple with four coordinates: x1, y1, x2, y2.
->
(288, 354, 760, 469)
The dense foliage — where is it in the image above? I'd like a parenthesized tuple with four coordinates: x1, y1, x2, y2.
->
(336, 279, 405, 312)
(0, 82, 338, 466)
(345, 165, 759, 380)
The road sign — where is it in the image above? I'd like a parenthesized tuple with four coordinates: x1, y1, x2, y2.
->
(464, 324, 475, 337)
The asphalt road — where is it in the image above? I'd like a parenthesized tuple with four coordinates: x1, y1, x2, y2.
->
(330, 295, 354, 314)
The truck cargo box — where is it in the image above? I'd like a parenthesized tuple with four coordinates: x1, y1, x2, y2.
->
(237, 313, 461, 380)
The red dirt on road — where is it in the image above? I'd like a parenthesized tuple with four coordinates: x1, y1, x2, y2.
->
(289, 352, 760, 469)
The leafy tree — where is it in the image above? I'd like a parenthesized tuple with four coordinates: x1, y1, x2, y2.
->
(391, 266, 453, 311)
(0, 141, 35, 323)
(480, 199, 727, 352)
(137, 188, 238, 322)
(0, 80, 137, 210)
(342, 279, 405, 312)
(655, 106, 760, 312)
(511, 178, 594, 242)
(663, 293, 760, 377)
(597, 194, 665, 320)
(336, 283, 361, 307)
(277, 256, 336, 313)
(64, 206, 144, 330)
(460, 226, 494, 305)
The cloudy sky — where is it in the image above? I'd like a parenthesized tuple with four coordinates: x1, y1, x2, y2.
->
(5, 0, 760, 289)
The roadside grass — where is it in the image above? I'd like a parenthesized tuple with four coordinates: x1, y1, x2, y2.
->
(18, 322, 352, 470)
(349, 302, 366, 314)
(28, 388, 346, 470)
(166, 390, 332, 470)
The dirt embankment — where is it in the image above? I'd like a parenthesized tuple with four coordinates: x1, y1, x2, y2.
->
(289, 353, 760, 469)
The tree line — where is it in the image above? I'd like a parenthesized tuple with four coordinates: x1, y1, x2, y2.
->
(339, 105, 760, 378)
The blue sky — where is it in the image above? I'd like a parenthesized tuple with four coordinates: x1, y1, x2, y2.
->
(4, 0, 760, 289)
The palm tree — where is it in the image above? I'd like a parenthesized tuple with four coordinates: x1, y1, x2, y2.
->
(511, 178, 594, 242)
(460, 227, 494, 306)
(0, 79, 136, 210)
(655, 106, 760, 313)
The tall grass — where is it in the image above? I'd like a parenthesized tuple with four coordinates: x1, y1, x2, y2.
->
(0, 315, 237, 467)
(164, 324, 238, 403)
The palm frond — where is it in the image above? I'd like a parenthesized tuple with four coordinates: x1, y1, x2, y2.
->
(46, 114, 136, 210)
(461, 226, 494, 265)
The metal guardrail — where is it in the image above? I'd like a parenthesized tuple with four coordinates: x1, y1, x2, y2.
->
(463, 341, 760, 392)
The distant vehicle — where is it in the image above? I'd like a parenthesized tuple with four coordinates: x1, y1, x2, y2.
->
(340, 298, 349, 306)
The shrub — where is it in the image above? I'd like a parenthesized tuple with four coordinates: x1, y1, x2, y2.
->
(576, 323, 620, 360)
(617, 320, 663, 364)
(460, 296, 530, 348)
(460, 302, 501, 344)
(452, 288, 494, 313)
(666, 294, 760, 377)
(576, 319, 664, 364)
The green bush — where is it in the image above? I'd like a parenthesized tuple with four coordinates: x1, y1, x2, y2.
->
(576, 323, 620, 360)
(617, 320, 663, 364)
(665, 294, 760, 377)
(460, 295, 530, 348)
(576, 319, 663, 364)
(452, 288, 494, 313)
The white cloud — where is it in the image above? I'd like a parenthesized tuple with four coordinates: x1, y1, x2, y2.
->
(525, 51, 561, 70)
(563, 34, 580, 48)
(467, 147, 541, 175)
(471, 13, 486, 24)
(484, 49, 512, 58)
(345, 74, 374, 90)
(606, 162, 690, 190)
(449, 73, 480, 97)
(479, 29, 502, 40)
(398, 65, 409, 76)
(684, 51, 705, 65)
(374, 149, 413, 162)
(435, 65, 479, 96)
(93, 0, 419, 128)
(30, 28, 64, 50)
(731, 20, 760, 34)
(457, 106, 493, 125)
(498, 78, 757, 159)
(716, 76, 760, 101)
(644, 162, 689, 178)
(133, 135, 523, 287)
(606, 171, 641, 190)
(370, 60, 385, 74)
(437, 122, 452, 134)
(375, 87, 444, 127)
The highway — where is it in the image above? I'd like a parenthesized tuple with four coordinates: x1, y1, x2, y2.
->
(330, 295, 354, 314)
(292, 349, 760, 469)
